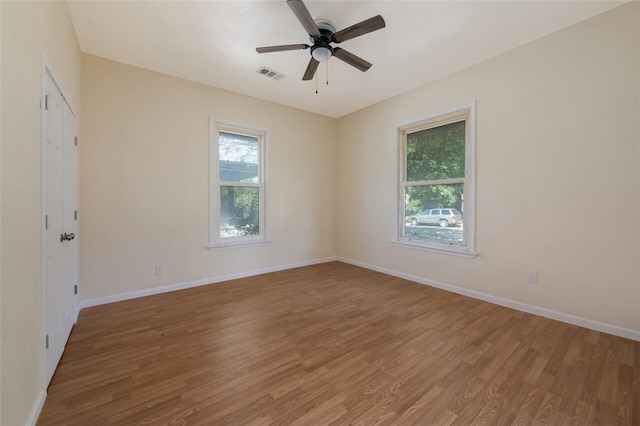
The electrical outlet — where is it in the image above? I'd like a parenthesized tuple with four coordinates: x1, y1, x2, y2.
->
(155, 265, 163, 276)
(528, 271, 538, 284)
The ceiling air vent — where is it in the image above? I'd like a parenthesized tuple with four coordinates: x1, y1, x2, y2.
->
(257, 66, 285, 81)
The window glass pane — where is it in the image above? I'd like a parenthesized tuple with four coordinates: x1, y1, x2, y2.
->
(406, 121, 465, 181)
(219, 131, 259, 183)
(220, 186, 259, 237)
(404, 184, 464, 244)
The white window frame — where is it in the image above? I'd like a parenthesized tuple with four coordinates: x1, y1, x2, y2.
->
(209, 118, 269, 249)
(394, 102, 476, 258)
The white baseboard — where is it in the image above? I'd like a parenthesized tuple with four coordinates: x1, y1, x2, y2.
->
(78, 255, 639, 342)
(27, 390, 46, 426)
(79, 257, 339, 309)
(337, 257, 640, 342)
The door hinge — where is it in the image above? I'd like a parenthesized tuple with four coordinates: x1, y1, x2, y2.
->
(44, 94, 49, 111)
(74, 210, 77, 221)
(45, 334, 50, 349)
(74, 284, 78, 295)
(45, 215, 49, 230)
(74, 136, 78, 146)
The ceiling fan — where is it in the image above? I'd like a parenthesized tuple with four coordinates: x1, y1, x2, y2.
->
(256, 0, 386, 81)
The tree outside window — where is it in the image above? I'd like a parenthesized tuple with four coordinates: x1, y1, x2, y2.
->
(398, 105, 476, 255)
(210, 121, 267, 248)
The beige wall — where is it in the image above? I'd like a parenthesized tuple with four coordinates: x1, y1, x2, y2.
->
(1, 1, 81, 425)
(80, 55, 337, 301)
(337, 2, 640, 332)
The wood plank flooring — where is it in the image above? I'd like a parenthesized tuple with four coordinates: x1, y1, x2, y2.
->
(38, 262, 639, 425)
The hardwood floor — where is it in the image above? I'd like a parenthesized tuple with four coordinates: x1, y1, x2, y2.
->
(38, 262, 639, 425)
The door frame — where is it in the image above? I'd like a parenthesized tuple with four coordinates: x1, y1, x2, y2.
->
(41, 55, 79, 388)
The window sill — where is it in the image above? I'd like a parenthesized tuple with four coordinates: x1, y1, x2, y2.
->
(208, 239, 272, 250)
(392, 240, 477, 259)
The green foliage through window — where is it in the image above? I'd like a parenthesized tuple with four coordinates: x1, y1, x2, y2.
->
(211, 122, 265, 243)
(406, 120, 465, 182)
(405, 120, 466, 216)
(220, 186, 259, 237)
(400, 109, 470, 247)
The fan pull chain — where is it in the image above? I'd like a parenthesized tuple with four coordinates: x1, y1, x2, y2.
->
(314, 61, 329, 94)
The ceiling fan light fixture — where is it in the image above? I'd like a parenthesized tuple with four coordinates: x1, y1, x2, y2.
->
(311, 46, 332, 62)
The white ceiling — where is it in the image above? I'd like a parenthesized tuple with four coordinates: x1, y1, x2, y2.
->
(67, 0, 625, 118)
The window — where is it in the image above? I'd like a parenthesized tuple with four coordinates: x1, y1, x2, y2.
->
(397, 104, 476, 257)
(209, 119, 268, 248)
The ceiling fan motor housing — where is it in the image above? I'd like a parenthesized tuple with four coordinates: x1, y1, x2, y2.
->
(310, 19, 336, 61)
(312, 19, 337, 39)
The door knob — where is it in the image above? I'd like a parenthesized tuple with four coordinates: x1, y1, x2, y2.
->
(60, 232, 75, 242)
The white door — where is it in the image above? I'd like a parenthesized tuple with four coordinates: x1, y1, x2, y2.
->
(43, 69, 78, 386)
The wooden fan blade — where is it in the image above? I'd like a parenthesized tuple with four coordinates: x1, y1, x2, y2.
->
(332, 47, 372, 72)
(256, 44, 309, 54)
(332, 15, 385, 43)
(287, 0, 320, 37)
(302, 57, 320, 80)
